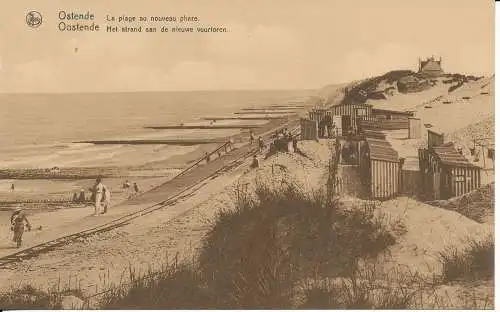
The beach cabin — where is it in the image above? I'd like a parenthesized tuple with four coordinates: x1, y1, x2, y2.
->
(399, 156, 421, 196)
(357, 108, 412, 131)
(427, 129, 444, 149)
(300, 118, 319, 140)
(307, 109, 343, 137)
(488, 147, 495, 161)
(337, 135, 365, 165)
(359, 137, 401, 199)
(408, 117, 422, 139)
(329, 103, 373, 133)
(418, 142, 481, 200)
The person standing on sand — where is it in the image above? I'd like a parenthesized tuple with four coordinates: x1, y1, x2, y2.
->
(250, 155, 260, 169)
(92, 177, 108, 216)
(78, 189, 86, 202)
(101, 185, 111, 214)
(10, 208, 32, 248)
(258, 136, 265, 152)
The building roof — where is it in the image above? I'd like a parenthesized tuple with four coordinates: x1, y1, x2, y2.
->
(433, 142, 478, 167)
(366, 138, 399, 162)
(364, 129, 386, 140)
(371, 108, 414, 116)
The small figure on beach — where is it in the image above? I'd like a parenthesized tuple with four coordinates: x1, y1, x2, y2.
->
(205, 152, 211, 163)
(78, 189, 86, 202)
(101, 185, 111, 214)
(10, 208, 32, 248)
(123, 180, 131, 189)
(133, 182, 140, 193)
(92, 177, 109, 216)
(250, 155, 260, 169)
(258, 136, 265, 151)
(10, 183, 15, 192)
(250, 131, 255, 144)
(225, 138, 234, 152)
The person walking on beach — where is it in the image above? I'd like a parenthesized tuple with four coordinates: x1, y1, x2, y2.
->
(10, 183, 14, 192)
(10, 208, 32, 248)
(92, 177, 108, 216)
(101, 185, 111, 214)
(250, 131, 255, 145)
(133, 182, 140, 193)
(123, 180, 131, 189)
(250, 155, 260, 169)
(258, 136, 265, 152)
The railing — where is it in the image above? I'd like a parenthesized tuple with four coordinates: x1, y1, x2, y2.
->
(173, 140, 234, 179)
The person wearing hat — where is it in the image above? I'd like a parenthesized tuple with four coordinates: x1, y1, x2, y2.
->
(10, 208, 31, 248)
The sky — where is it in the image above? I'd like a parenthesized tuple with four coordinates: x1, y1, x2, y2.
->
(0, 0, 494, 93)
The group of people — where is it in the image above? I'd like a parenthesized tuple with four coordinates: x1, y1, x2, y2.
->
(123, 180, 140, 193)
(267, 128, 298, 156)
(247, 128, 300, 168)
(8, 177, 138, 248)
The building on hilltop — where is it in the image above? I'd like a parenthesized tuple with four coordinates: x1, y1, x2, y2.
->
(418, 56, 444, 77)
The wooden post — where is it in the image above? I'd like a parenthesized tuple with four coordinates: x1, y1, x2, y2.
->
(482, 145, 486, 168)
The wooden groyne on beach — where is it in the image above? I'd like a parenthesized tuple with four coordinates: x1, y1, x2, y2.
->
(234, 110, 298, 115)
(76, 139, 228, 146)
(241, 106, 305, 111)
(144, 125, 260, 130)
(203, 116, 286, 121)
(0, 167, 127, 180)
(0, 199, 89, 210)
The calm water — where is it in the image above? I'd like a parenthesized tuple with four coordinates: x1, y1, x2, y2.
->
(0, 90, 312, 168)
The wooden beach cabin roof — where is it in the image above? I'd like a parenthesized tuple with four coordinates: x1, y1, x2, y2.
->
(371, 108, 414, 116)
(366, 138, 399, 162)
(433, 142, 478, 167)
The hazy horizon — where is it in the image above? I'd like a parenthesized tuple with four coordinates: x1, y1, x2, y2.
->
(0, 0, 494, 93)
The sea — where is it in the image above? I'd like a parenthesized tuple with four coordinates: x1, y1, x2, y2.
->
(0, 90, 313, 169)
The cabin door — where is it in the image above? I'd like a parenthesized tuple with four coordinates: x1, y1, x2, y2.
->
(432, 168, 440, 200)
(341, 115, 351, 134)
(440, 169, 452, 200)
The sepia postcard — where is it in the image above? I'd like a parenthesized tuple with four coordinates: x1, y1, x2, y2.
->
(0, 0, 495, 310)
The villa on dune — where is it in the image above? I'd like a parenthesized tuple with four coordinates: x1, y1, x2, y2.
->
(418, 56, 444, 77)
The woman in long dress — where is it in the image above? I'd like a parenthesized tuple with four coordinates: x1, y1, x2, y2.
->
(11, 208, 32, 248)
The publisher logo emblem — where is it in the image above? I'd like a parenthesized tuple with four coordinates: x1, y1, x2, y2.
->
(26, 11, 42, 28)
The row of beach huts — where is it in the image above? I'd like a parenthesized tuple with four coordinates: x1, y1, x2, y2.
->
(300, 102, 491, 201)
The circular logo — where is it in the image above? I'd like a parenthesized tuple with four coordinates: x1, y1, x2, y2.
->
(26, 11, 42, 28)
